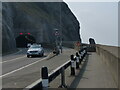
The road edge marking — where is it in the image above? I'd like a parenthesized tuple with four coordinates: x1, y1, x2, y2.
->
(0, 56, 48, 78)
(1, 55, 26, 63)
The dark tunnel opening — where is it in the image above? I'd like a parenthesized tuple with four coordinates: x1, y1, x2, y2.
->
(16, 34, 36, 48)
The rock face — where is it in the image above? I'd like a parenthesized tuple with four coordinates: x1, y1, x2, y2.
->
(2, 2, 81, 53)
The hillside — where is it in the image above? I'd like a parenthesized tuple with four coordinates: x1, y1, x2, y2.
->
(2, 2, 81, 53)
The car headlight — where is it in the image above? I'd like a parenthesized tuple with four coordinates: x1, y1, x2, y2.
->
(38, 50, 42, 53)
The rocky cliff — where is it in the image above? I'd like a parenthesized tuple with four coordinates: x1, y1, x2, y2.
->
(2, 2, 81, 53)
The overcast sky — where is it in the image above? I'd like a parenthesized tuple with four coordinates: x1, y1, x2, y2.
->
(64, 0, 118, 46)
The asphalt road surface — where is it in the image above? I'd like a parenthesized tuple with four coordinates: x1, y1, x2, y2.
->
(2, 48, 76, 88)
(2, 48, 51, 75)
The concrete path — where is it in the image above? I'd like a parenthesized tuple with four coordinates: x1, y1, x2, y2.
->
(70, 52, 117, 88)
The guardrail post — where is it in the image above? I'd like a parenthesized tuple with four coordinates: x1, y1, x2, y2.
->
(70, 55, 75, 76)
(76, 52, 80, 69)
(83, 49, 86, 61)
(41, 66, 49, 89)
(82, 51, 84, 59)
(82, 51, 84, 61)
(82, 50, 85, 60)
(59, 67, 67, 88)
(84, 49, 87, 60)
(79, 51, 82, 64)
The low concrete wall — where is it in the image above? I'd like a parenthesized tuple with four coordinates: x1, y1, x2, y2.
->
(96, 44, 120, 89)
(62, 41, 78, 49)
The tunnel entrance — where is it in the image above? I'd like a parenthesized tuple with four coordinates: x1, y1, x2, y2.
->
(16, 34, 36, 48)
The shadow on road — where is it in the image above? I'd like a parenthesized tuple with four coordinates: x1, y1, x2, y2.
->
(29, 55, 47, 58)
(68, 54, 89, 88)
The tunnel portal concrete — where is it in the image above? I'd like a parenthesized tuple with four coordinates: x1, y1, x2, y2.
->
(16, 34, 36, 48)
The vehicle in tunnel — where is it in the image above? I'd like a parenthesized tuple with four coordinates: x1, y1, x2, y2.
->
(27, 44, 44, 57)
(16, 34, 36, 48)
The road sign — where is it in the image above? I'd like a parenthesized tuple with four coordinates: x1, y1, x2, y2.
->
(76, 41, 80, 46)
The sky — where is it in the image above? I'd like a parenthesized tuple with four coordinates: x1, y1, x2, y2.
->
(64, 0, 118, 46)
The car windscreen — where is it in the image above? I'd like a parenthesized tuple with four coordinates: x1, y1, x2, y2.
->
(30, 45, 41, 49)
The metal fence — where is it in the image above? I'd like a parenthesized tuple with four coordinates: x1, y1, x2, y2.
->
(25, 47, 87, 90)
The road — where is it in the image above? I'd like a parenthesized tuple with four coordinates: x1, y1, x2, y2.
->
(2, 48, 76, 88)
(2, 48, 51, 75)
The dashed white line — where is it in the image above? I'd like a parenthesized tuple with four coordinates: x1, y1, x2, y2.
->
(0, 56, 48, 78)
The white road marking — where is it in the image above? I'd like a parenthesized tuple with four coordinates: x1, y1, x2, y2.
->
(24, 78, 42, 89)
(1, 55, 26, 63)
(0, 56, 48, 78)
(12, 49, 23, 55)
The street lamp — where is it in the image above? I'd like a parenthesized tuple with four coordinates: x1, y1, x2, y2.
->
(53, 2, 63, 53)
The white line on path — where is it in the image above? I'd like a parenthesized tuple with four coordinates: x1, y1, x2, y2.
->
(0, 56, 48, 78)
(0, 55, 26, 63)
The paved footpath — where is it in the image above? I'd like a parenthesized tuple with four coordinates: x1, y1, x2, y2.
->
(70, 52, 117, 88)
(50, 52, 117, 88)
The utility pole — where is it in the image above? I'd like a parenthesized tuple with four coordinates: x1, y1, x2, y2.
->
(59, 2, 62, 53)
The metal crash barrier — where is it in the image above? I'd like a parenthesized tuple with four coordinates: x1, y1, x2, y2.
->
(25, 48, 87, 90)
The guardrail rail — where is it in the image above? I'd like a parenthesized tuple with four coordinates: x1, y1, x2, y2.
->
(25, 47, 88, 90)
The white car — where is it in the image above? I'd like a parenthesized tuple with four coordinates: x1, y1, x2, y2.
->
(27, 45, 44, 57)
